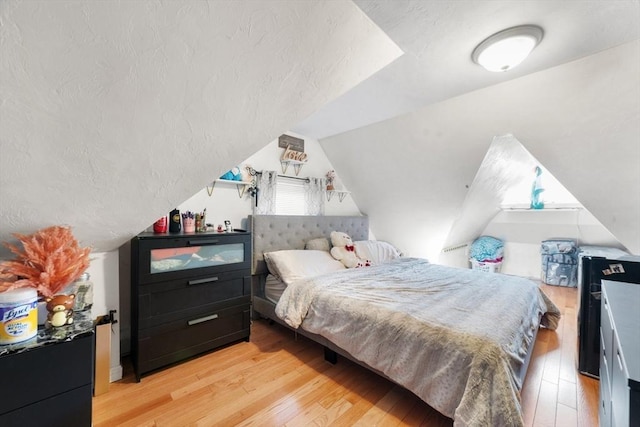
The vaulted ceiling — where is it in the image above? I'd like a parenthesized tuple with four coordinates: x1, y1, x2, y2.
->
(1, 1, 639, 259)
(322, 40, 640, 259)
(0, 0, 400, 257)
(295, 0, 640, 138)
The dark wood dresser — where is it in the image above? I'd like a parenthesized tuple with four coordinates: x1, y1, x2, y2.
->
(131, 230, 251, 381)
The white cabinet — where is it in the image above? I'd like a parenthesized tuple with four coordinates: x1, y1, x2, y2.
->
(600, 280, 640, 427)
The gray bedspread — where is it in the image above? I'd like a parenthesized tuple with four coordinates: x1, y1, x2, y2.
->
(275, 257, 561, 427)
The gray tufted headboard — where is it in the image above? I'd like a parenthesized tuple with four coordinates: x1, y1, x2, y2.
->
(249, 215, 369, 275)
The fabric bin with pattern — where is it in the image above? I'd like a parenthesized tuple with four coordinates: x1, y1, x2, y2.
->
(541, 239, 578, 287)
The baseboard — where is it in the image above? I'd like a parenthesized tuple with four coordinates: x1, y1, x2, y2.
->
(110, 364, 123, 382)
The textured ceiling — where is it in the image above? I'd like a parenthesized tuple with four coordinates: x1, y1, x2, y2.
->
(321, 41, 640, 259)
(0, 0, 401, 256)
(294, 0, 640, 138)
(1, 0, 638, 260)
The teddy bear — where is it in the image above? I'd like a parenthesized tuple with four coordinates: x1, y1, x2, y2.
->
(46, 294, 76, 327)
(330, 231, 371, 268)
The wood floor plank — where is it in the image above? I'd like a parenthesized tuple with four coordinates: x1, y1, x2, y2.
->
(309, 398, 353, 426)
(234, 358, 351, 426)
(556, 403, 578, 427)
(559, 311, 578, 384)
(352, 386, 406, 427)
(533, 379, 558, 427)
(522, 328, 550, 427)
(94, 285, 597, 427)
(203, 356, 334, 426)
(327, 376, 396, 426)
(542, 325, 562, 385)
(558, 378, 577, 409)
(376, 387, 425, 427)
(576, 373, 599, 427)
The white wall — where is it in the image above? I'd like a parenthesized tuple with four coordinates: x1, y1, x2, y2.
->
(437, 133, 625, 278)
(483, 208, 623, 279)
(175, 132, 361, 230)
(0, 0, 402, 259)
(321, 41, 640, 262)
(120, 134, 361, 355)
(86, 251, 122, 381)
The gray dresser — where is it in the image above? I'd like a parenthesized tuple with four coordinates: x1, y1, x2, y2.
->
(600, 280, 640, 427)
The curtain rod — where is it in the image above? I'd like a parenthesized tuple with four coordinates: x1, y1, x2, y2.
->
(250, 168, 312, 183)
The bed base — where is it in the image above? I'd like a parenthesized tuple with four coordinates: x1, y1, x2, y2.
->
(252, 284, 539, 391)
(252, 290, 395, 382)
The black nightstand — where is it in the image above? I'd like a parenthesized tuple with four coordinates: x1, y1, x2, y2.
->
(0, 332, 94, 426)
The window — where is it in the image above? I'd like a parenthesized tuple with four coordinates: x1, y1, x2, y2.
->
(254, 171, 324, 216)
(275, 177, 305, 215)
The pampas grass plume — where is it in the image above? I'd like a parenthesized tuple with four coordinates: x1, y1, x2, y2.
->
(0, 226, 91, 297)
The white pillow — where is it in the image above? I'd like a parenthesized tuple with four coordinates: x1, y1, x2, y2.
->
(305, 237, 331, 252)
(263, 250, 345, 284)
(354, 240, 402, 265)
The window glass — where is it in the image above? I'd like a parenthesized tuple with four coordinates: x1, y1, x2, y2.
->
(275, 177, 305, 215)
(149, 243, 244, 274)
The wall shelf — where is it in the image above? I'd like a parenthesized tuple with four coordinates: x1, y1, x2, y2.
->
(280, 159, 306, 176)
(326, 190, 350, 202)
(500, 203, 582, 211)
(206, 179, 253, 198)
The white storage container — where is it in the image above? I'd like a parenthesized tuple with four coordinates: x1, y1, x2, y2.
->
(0, 288, 38, 344)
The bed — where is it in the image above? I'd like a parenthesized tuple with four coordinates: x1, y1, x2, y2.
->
(249, 214, 561, 427)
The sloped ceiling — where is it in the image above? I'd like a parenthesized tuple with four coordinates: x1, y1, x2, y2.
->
(0, 0, 401, 256)
(295, 0, 640, 138)
(321, 41, 640, 260)
(443, 134, 620, 251)
(442, 135, 542, 250)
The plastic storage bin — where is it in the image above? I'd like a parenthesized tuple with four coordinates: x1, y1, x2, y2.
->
(541, 239, 578, 287)
(469, 236, 504, 274)
(470, 259, 503, 273)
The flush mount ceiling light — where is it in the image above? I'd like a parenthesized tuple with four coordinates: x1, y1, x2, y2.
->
(472, 25, 543, 72)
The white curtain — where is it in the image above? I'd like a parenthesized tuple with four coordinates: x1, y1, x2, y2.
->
(254, 171, 277, 215)
(304, 177, 325, 216)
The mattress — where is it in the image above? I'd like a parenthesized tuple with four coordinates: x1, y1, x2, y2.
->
(275, 257, 560, 427)
(264, 274, 287, 304)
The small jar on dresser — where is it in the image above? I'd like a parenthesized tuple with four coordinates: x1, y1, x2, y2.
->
(130, 230, 252, 381)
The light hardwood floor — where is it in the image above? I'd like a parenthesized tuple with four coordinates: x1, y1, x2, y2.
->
(93, 284, 599, 426)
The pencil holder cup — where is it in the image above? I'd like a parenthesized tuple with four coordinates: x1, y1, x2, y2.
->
(183, 218, 195, 233)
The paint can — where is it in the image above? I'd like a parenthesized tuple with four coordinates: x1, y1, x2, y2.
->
(0, 288, 38, 345)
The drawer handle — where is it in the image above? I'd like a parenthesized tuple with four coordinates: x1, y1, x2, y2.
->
(616, 350, 623, 371)
(188, 277, 219, 286)
(188, 239, 219, 246)
(188, 314, 219, 326)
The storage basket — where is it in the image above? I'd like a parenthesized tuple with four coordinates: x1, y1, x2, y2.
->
(541, 239, 578, 287)
(470, 259, 502, 273)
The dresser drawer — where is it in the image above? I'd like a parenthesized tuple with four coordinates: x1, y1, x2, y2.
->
(134, 232, 251, 284)
(602, 293, 614, 380)
(138, 270, 250, 327)
(0, 384, 92, 427)
(600, 327, 612, 427)
(0, 333, 93, 415)
(137, 303, 250, 376)
(611, 332, 629, 427)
